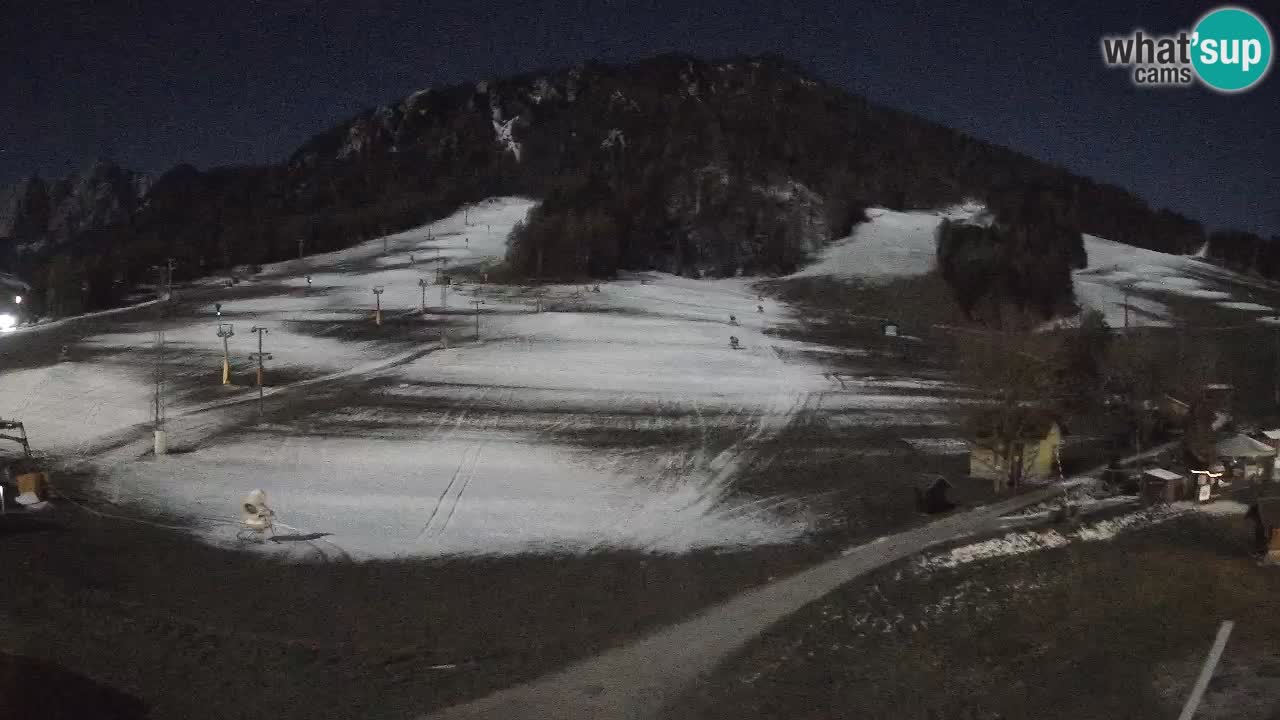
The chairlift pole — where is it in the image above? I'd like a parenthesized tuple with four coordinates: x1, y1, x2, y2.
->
(152, 265, 168, 454)
(1123, 285, 1131, 332)
(249, 326, 271, 416)
(471, 298, 485, 340)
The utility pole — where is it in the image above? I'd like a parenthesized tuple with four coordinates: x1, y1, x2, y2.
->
(153, 265, 167, 455)
(249, 327, 271, 417)
(418, 278, 429, 313)
(217, 323, 234, 385)
(1274, 318, 1279, 406)
(470, 298, 485, 340)
(163, 257, 176, 301)
(373, 286, 384, 326)
(1123, 285, 1130, 332)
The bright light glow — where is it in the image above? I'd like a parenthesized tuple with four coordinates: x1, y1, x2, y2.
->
(0, 313, 14, 332)
(13, 295, 21, 304)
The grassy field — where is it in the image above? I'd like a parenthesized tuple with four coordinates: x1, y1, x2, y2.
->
(0, 503, 825, 720)
(672, 512, 1280, 720)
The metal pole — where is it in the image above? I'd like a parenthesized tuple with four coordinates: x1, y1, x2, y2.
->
(1123, 287, 1129, 331)
(471, 299, 484, 340)
(154, 267, 165, 429)
(419, 279, 428, 313)
(249, 326, 271, 416)
(373, 287, 384, 326)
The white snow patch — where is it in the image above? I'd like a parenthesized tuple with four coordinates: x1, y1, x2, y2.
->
(918, 529, 1070, 570)
(0, 362, 153, 453)
(103, 434, 806, 558)
(1217, 301, 1275, 312)
(901, 437, 969, 455)
(71, 268, 832, 559)
(1070, 233, 1277, 326)
(918, 504, 1187, 571)
(791, 205, 985, 282)
(1191, 499, 1249, 516)
(489, 96, 522, 161)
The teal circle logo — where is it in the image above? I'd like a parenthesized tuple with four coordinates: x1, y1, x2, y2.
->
(1192, 6, 1273, 92)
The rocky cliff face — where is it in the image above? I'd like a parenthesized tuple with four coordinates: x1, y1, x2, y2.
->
(0, 159, 149, 247)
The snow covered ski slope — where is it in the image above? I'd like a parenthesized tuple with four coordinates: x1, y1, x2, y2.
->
(791, 201, 1277, 327)
(0, 198, 857, 559)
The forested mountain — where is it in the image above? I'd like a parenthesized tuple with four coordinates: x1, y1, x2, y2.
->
(0, 53, 1241, 319)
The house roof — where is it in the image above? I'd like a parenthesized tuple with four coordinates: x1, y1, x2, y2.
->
(1142, 468, 1183, 482)
(1216, 433, 1277, 458)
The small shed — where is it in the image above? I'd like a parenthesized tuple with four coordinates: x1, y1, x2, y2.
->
(1217, 433, 1276, 483)
(1261, 429, 1280, 452)
(1140, 467, 1189, 505)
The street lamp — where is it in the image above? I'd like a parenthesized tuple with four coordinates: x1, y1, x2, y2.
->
(418, 278, 429, 313)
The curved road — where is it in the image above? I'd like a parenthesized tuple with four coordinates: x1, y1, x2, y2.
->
(424, 482, 1067, 720)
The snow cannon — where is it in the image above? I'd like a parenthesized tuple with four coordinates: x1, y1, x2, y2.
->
(239, 489, 275, 542)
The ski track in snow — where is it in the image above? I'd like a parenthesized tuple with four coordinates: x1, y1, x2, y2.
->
(0, 197, 857, 559)
(21, 197, 1269, 560)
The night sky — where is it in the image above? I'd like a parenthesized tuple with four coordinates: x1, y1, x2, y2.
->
(2, 0, 1277, 236)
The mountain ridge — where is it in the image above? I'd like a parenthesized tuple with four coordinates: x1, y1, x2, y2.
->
(0, 52, 1252, 320)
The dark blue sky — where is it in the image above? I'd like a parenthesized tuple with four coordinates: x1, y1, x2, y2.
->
(2, 0, 1276, 236)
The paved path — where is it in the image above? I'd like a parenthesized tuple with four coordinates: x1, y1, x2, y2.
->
(424, 484, 1067, 720)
